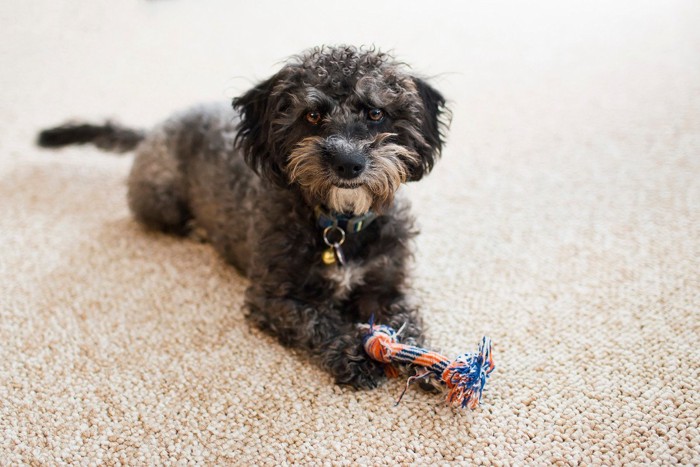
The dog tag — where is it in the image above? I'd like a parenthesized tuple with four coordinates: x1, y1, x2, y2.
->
(332, 242, 346, 266)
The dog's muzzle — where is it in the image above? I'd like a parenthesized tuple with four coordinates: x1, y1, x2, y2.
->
(324, 136, 367, 180)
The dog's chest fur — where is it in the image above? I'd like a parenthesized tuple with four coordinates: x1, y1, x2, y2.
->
(320, 262, 369, 301)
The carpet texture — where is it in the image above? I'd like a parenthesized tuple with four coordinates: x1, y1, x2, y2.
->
(1, 0, 699, 464)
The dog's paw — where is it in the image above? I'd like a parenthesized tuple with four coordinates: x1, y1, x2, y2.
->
(337, 360, 385, 390)
(324, 333, 385, 390)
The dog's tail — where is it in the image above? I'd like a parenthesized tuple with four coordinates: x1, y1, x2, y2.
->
(37, 121, 145, 153)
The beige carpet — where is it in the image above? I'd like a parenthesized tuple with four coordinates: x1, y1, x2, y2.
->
(2, 0, 699, 464)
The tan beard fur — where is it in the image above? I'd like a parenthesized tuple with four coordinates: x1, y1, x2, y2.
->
(327, 186, 373, 214)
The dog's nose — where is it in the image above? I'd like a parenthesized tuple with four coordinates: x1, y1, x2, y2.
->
(330, 150, 366, 179)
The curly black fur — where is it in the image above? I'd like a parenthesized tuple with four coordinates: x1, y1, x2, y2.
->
(37, 45, 450, 389)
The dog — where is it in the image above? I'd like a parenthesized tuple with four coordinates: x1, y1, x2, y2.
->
(38, 45, 449, 389)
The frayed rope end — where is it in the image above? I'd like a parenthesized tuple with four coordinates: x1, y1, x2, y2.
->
(443, 336, 495, 409)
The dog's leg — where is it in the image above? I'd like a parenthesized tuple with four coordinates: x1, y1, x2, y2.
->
(379, 299, 425, 347)
(245, 290, 385, 389)
(344, 253, 428, 383)
(354, 291, 425, 346)
(350, 242, 426, 348)
(127, 131, 191, 235)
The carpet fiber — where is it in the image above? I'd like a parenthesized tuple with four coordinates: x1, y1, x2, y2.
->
(1, 0, 699, 464)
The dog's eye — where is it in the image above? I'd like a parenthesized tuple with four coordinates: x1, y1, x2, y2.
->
(305, 111, 322, 125)
(368, 108, 384, 122)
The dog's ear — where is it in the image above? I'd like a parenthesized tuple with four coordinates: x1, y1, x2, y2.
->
(233, 73, 287, 186)
(409, 77, 449, 181)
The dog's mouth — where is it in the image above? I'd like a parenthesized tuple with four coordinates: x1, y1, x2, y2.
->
(331, 179, 363, 189)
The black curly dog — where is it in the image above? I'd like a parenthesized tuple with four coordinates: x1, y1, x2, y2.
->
(38, 45, 449, 389)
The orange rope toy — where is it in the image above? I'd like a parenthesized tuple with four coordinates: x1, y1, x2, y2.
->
(362, 319, 495, 409)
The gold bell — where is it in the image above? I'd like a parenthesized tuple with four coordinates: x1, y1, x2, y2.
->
(322, 248, 336, 265)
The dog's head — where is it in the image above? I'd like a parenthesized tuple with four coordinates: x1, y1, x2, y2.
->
(233, 45, 449, 214)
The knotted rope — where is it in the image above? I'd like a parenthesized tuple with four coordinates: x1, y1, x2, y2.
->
(363, 320, 495, 409)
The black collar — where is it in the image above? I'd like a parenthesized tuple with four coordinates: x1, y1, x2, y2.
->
(315, 206, 378, 234)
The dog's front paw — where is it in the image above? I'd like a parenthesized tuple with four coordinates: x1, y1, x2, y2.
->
(323, 333, 385, 390)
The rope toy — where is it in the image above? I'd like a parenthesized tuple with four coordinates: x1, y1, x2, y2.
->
(362, 319, 495, 409)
